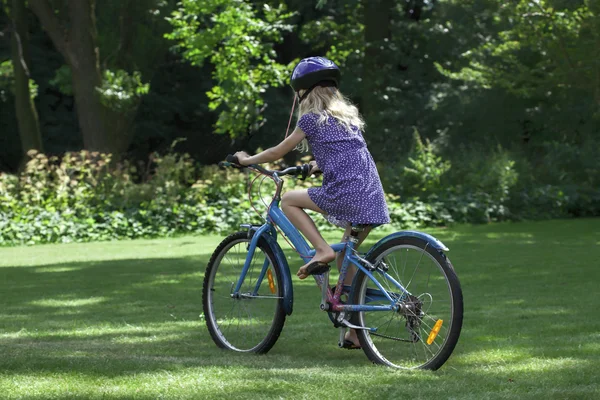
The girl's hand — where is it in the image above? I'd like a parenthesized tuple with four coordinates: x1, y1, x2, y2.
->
(234, 151, 251, 166)
(309, 160, 321, 175)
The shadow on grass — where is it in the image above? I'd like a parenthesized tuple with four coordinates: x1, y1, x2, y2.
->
(0, 252, 372, 375)
(0, 256, 210, 325)
(1, 219, 599, 397)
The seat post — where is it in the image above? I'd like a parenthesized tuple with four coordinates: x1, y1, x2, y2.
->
(349, 224, 364, 243)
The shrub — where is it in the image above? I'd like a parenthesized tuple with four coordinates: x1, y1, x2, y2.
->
(1, 144, 599, 247)
(382, 129, 451, 197)
(0, 149, 328, 245)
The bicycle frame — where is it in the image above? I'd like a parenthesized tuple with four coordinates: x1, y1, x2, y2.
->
(232, 173, 412, 315)
(207, 161, 461, 368)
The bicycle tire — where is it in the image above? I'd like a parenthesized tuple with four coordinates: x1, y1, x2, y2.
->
(350, 236, 463, 370)
(203, 231, 286, 353)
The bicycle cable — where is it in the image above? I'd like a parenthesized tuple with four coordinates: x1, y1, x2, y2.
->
(242, 92, 312, 260)
(245, 164, 312, 259)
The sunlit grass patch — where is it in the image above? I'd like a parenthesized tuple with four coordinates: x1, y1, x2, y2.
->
(29, 297, 107, 308)
(1, 219, 599, 399)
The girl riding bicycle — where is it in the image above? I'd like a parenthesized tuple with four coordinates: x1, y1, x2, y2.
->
(234, 56, 390, 348)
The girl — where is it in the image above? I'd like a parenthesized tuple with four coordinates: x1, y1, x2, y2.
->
(234, 57, 390, 347)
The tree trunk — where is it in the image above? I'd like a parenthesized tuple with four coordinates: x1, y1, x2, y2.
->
(105, 0, 140, 156)
(67, 0, 111, 152)
(10, 0, 43, 164)
(362, 0, 393, 127)
(28, 0, 119, 154)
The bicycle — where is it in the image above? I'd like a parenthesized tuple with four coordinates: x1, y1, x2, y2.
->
(202, 155, 463, 370)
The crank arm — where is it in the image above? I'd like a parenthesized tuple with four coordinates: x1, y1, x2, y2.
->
(339, 319, 375, 331)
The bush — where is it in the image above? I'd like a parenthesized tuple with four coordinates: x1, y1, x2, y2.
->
(2, 144, 599, 247)
(0, 149, 327, 246)
(381, 129, 451, 197)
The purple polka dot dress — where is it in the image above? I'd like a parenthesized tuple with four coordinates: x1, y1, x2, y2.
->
(297, 112, 390, 227)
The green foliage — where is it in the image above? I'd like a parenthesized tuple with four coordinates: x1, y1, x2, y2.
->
(48, 65, 73, 95)
(401, 129, 451, 197)
(0, 147, 320, 245)
(2, 143, 599, 246)
(0, 59, 11, 102)
(379, 136, 600, 227)
(50, 66, 150, 113)
(0, 59, 38, 99)
(1, 0, 599, 236)
(299, 1, 364, 69)
(97, 69, 150, 113)
(436, 0, 599, 104)
(443, 146, 519, 203)
(166, 0, 295, 136)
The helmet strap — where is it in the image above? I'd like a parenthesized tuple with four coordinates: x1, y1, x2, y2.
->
(284, 93, 297, 139)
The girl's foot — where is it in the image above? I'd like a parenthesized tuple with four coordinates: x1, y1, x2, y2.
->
(296, 247, 335, 279)
(341, 330, 361, 349)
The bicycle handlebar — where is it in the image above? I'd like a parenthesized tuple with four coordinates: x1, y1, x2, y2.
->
(219, 154, 313, 181)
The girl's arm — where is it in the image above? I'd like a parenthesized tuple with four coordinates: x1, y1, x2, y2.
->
(235, 128, 306, 166)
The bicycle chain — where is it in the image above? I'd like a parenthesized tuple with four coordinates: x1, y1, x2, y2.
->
(369, 331, 418, 343)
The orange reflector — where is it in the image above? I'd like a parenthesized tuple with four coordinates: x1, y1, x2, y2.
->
(426, 319, 443, 345)
(267, 269, 276, 294)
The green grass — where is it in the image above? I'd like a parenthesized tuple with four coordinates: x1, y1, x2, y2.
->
(1, 219, 599, 399)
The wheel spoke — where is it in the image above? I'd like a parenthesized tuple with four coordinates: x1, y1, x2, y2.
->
(204, 235, 286, 353)
(355, 240, 462, 370)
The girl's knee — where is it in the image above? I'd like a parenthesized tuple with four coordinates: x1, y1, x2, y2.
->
(281, 190, 301, 207)
(281, 192, 294, 213)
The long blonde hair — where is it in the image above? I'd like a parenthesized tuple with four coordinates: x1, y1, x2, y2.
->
(296, 86, 365, 152)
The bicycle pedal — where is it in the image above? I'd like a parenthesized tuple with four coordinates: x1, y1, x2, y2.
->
(305, 261, 330, 276)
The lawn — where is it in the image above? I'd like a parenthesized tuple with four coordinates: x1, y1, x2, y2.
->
(0, 219, 599, 399)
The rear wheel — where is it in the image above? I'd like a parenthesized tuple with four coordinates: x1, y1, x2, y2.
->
(351, 236, 463, 370)
(203, 231, 286, 353)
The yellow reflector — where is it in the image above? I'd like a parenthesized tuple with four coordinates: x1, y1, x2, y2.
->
(426, 319, 443, 345)
(267, 269, 276, 294)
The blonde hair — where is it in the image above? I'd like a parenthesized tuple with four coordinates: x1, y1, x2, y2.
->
(296, 86, 365, 152)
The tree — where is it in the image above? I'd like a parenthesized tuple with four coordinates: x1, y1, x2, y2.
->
(362, 0, 394, 124)
(28, 0, 149, 155)
(166, 0, 294, 137)
(437, 0, 600, 115)
(2, 0, 43, 168)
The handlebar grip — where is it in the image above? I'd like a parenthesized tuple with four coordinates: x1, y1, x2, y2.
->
(300, 164, 310, 180)
(226, 154, 240, 165)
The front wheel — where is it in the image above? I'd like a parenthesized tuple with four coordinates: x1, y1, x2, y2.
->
(203, 231, 286, 353)
(351, 236, 463, 370)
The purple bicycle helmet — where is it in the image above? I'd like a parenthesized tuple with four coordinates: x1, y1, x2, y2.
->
(290, 56, 340, 102)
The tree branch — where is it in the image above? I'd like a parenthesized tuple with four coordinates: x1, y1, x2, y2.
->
(28, 0, 69, 59)
(11, 21, 30, 76)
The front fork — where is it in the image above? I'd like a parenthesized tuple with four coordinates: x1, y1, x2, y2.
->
(233, 224, 274, 296)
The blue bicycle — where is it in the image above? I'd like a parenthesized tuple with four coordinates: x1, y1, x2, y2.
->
(203, 156, 463, 370)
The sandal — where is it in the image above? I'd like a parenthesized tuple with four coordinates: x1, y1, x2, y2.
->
(340, 339, 361, 350)
(300, 261, 330, 277)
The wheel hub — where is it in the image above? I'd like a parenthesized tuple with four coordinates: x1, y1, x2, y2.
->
(398, 294, 423, 342)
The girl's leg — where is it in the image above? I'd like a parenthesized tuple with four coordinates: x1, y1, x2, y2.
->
(337, 224, 372, 347)
(337, 225, 372, 285)
(281, 190, 336, 279)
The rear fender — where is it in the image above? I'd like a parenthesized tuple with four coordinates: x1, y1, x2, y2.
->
(365, 230, 449, 260)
